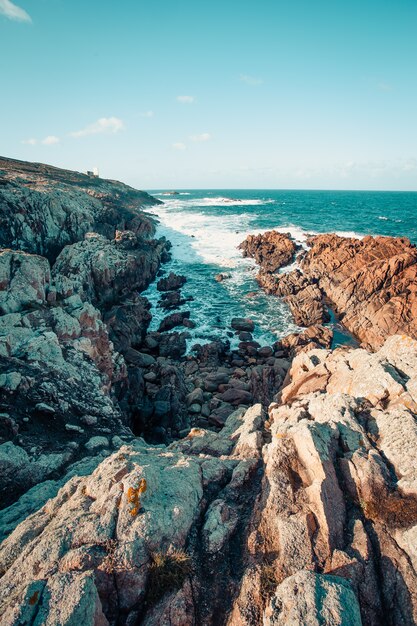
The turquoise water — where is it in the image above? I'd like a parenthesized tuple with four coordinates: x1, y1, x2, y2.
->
(143, 190, 417, 348)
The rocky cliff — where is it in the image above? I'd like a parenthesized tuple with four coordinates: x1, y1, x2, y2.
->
(0, 158, 171, 507)
(0, 157, 158, 261)
(1, 160, 417, 626)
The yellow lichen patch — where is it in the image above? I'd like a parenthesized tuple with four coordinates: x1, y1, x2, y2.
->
(126, 479, 147, 516)
(274, 433, 287, 439)
(186, 428, 205, 439)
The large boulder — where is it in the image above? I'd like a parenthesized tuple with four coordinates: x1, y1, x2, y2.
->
(239, 231, 296, 273)
(0, 249, 51, 314)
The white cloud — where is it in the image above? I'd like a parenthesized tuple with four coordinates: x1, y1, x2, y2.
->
(176, 95, 194, 104)
(21, 138, 37, 145)
(189, 133, 211, 142)
(172, 142, 186, 150)
(140, 110, 154, 117)
(239, 74, 263, 86)
(42, 135, 60, 145)
(0, 0, 31, 22)
(70, 117, 125, 138)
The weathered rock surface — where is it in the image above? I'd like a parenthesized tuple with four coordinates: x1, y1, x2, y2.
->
(239, 231, 296, 273)
(0, 159, 168, 507)
(264, 571, 362, 626)
(0, 405, 265, 626)
(258, 267, 329, 326)
(3, 158, 417, 625)
(2, 335, 417, 625)
(0, 156, 160, 261)
(302, 234, 417, 349)
(241, 230, 417, 349)
(0, 249, 51, 315)
(53, 231, 166, 307)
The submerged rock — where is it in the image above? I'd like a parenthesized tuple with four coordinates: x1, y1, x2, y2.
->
(231, 317, 255, 332)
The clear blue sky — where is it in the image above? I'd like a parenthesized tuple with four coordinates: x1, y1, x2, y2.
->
(1, 0, 417, 190)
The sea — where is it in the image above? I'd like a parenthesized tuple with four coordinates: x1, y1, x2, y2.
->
(143, 189, 417, 350)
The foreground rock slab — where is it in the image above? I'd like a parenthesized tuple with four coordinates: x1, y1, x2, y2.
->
(2, 335, 417, 625)
(0, 405, 265, 626)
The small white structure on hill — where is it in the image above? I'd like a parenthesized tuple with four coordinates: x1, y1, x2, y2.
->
(86, 167, 100, 178)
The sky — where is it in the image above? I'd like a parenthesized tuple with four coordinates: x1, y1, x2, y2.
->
(1, 0, 417, 191)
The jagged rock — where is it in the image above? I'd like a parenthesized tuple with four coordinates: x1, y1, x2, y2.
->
(263, 571, 362, 626)
(0, 249, 51, 315)
(158, 311, 190, 332)
(158, 290, 184, 310)
(301, 234, 417, 348)
(0, 406, 264, 626)
(157, 272, 187, 292)
(279, 325, 333, 355)
(239, 231, 296, 272)
(242, 229, 417, 349)
(53, 232, 166, 307)
(104, 297, 152, 353)
(0, 160, 167, 511)
(193, 340, 230, 368)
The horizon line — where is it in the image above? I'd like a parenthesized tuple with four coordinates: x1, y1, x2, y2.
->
(148, 187, 417, 194)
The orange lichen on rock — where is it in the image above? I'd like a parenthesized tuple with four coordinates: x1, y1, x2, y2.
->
(126, 478, 147, 516)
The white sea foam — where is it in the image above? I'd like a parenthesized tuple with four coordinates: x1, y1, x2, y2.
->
(378, 216, 388, 220)
(184, 196, 274, 207)
(150, 201, 258, 267)
(144, 196, 372, 350)
(333, 230, 364, 239)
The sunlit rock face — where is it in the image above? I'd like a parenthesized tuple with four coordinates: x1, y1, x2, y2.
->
(2, 336, 417, 625)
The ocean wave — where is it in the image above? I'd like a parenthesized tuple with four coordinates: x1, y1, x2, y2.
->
(378, 216, 388, 221)
(181, 196, 274, 207)
(152, 205, 255, 267)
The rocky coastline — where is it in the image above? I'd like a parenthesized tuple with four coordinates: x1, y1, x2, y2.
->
(1, 158, 417, 625)
(239, 229, 417, 349)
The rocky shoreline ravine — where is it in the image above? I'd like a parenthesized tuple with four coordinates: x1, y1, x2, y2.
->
(1, 157, 417, 626)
